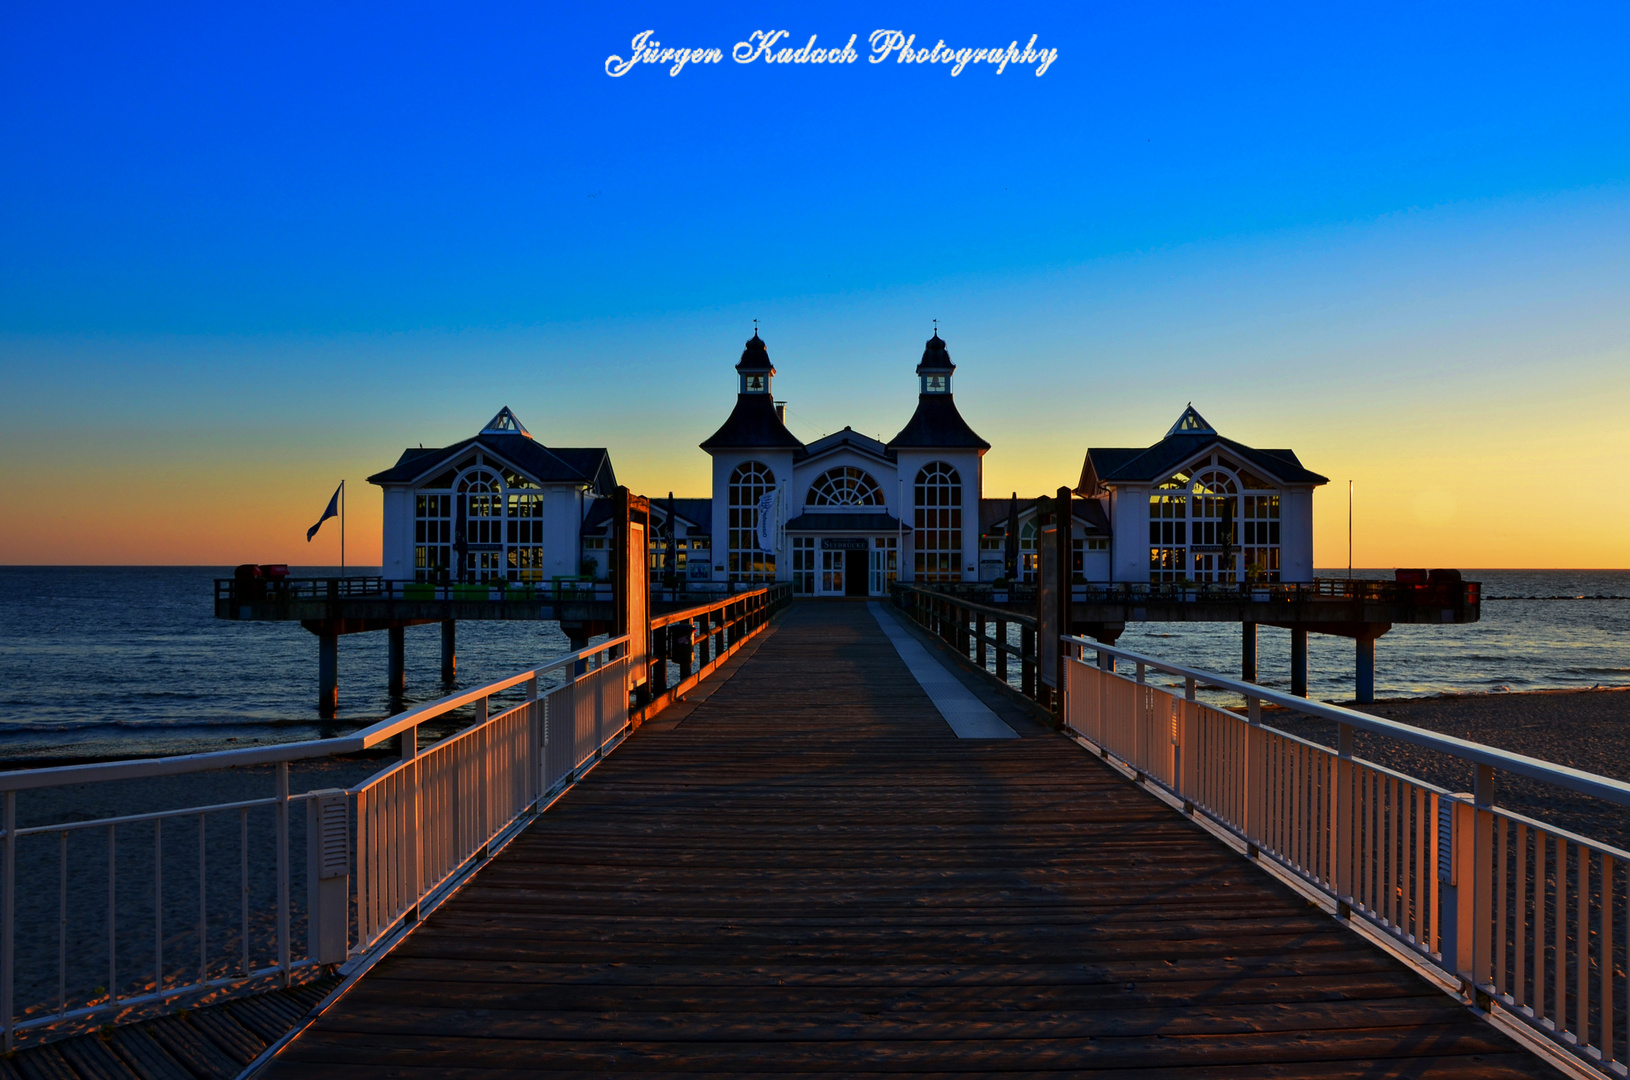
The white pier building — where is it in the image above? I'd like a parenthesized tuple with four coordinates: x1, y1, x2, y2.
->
(368, 332, 1326, 595)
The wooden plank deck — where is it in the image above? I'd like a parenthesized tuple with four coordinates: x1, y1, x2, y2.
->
(267, 601, 1562, 1078)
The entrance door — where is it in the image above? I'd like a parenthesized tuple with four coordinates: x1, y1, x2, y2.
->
(820, 549, 844, 594)
(844, 549, 868, 596)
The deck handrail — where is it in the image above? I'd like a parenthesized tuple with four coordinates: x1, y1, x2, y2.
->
(0, 635, 630, 794)
(0, 583, 793, 1052)
(1059, 633, 1630, 1074)
(1064, 635, 1630, 808)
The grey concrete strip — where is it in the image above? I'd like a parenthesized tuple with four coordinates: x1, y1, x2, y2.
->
(868, 602, 1018, 739)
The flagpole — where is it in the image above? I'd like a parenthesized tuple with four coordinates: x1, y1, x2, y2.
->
(341, 479, 346, 578)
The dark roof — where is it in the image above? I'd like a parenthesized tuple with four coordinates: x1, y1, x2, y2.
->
(581, 497, 616, 535)
(699, 393, 804, 451)
(979, 497, 1021, 534)
(1083, 432, 1326, 487)
(367, 433, 617, 495)
(977, 497, 1109, 536)
(785, 512, 908, 533)
(797, 427, 895, 464)
(916, 332, 954, 374)
(651, 497, 712, 536)
(886, 394, 990, 450)
(736, 331, 774, 374)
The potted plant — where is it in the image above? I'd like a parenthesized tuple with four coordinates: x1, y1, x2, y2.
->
(1179, 576, 1197, 601)
(991, 576, 1010, 604)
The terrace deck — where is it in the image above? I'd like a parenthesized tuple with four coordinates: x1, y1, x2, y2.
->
(264, 602, 1558, 1078)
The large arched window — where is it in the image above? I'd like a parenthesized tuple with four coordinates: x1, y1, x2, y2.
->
(728, 461, 776, 582)
(805, 466, 883, 506)
(1147, 455, 1280, 584)
(913, 462, 962, 582)
(413, 458, 545, 583)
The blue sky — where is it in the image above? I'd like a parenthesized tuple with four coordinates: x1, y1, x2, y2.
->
(2, 3, 1628, 564)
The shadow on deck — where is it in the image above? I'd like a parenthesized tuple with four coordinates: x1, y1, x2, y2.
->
(264, 602, 1563, 1079)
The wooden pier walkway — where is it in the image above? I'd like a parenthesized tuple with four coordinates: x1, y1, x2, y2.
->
(268, 602, 1561, 1078)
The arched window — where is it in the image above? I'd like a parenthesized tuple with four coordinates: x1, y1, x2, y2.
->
(412, 459, 546, 584)
(1147, 456, 1280, 584)
(805, 466, 883, 506)
(913, 462, 962, 582)
(728, 461, 776, 582)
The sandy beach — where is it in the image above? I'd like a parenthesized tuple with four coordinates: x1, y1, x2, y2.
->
(1264, 686, 1630, 853)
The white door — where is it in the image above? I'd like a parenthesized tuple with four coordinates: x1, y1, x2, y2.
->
(820, 549, 845, 595)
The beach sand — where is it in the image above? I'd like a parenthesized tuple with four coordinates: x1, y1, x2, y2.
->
(1264, 686, 1630, 853)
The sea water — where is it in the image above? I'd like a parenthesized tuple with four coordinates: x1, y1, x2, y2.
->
(0, 566, 1625, 763)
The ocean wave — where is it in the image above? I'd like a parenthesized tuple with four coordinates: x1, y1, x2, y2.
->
(0, 716, 376, 735)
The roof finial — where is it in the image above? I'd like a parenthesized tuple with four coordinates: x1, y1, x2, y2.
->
(933, 318, 938, 337)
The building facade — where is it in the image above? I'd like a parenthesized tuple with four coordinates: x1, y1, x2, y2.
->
(1077, 405, 1327, 584)
(697, 331, 989, 597)
(368, 408, 616, 584)
(367, 347, 1326, 593)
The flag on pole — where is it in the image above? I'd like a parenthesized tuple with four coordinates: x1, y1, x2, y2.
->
(307, 483, 342, 541)
(754, 490, 777, 551)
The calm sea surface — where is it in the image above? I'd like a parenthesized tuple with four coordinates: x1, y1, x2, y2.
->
(0, 567, 1625, 763)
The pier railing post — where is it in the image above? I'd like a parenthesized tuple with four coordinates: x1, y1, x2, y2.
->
(1291, 628, 1308, 697)
(1245, 695, 1264, 855)
(996, 619, 1008, 683)
(1020, 625, 1035, 699)
(274, 762, 290, 984)
(1471, 764, 1497, 994)
(1333, 722, 1355, 911)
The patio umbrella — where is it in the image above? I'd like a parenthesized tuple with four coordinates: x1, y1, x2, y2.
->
(665, 491, 678, 583)
(1004, 493, 1019, 580)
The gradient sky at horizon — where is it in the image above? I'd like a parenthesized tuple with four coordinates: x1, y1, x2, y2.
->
(2, 3, 1627, 567)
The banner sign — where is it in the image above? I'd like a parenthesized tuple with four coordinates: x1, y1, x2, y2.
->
(755, 491, 777, 551)
(821, 537, 869, 550)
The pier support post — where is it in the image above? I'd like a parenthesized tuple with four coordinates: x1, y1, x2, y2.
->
(1291, 629, 1308, 697)
(1355, 636, 1375, 704)
(1241, 622, 1257, 683)
(387, 624, 405, 696)
(567, 633, 589, 677)
(318, 633, 338, 718)
(440, 620, 456, 683)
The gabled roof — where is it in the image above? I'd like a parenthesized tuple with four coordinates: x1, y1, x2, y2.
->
(797, 427, 895, 464)
(886, 395, 990, 451)
(367, 427, 617, 496)
(977, 497, 1110, 536)
(1078, 407, 1327, 489)
(651, 497, 713, 537)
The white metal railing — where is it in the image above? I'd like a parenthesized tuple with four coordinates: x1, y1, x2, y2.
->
(1062, 635, 1630, 1075)
(0, 634, 628, 1051)
(349, 649, 629, 953)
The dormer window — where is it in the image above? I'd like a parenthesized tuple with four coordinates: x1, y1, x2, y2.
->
(921, 374, 949, 394)
(742, 373, 769, 394)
